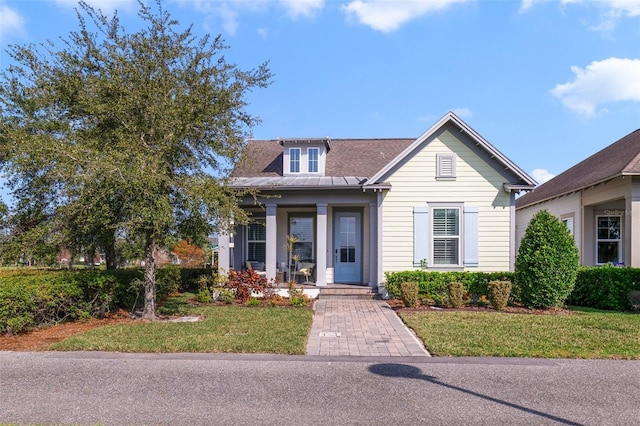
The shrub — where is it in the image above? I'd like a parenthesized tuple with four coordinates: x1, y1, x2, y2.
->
(515, 210, 579, 308)
(195, 288, 212, 303)
(384, 271, 515, 302)
(447, 282, 465, 308)
(488, 280, 511, 311)
(400, 281, 419, 308)
(628, 290, 640, 312)
(568, 265, 640, 311)
(225, 269, 269, 303)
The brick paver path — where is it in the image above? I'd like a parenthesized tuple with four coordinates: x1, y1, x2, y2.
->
(306, 299, 430, 357)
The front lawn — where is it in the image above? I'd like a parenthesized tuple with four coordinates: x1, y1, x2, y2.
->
(400, 308, 640, 359)
(51, 293, 314, 354)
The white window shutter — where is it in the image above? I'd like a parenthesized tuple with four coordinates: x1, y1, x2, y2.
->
(463, 206, 479, 267)
(413, 206, 429, 267)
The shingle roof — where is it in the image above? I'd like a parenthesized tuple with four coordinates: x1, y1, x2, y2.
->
(230, 138, 414, 179)
(516, 129, 640, 209)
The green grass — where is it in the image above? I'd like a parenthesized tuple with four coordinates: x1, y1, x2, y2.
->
(400, 309, 640, 359)
(50, 294, 314, 354)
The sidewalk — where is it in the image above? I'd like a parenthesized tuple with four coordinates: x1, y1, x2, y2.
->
(305, 298, 430, 357)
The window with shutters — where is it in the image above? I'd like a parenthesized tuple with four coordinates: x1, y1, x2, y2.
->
(246, 220, 266, 263)
(436, 153, 456, 179)
(414, 204, 477, 269)
(432, 207, 460, 265)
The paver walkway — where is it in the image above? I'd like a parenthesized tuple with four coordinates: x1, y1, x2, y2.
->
(306, 298, 430, 357)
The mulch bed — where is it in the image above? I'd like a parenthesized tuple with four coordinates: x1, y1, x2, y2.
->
(386, 299, 579, 315)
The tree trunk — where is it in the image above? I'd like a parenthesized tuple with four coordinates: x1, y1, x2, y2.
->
(141, 241, 158, 321)
(103, 233, 117, 270)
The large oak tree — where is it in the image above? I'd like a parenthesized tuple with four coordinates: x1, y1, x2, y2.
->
(0, 1, 270, 319)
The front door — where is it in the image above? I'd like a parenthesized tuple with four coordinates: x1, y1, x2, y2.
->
(334, 211, 362, 283)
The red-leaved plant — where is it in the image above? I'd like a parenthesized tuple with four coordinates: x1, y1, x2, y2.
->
(225, 270, 270, 303)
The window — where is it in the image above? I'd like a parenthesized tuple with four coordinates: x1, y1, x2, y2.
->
(562, 215, 574, 237)
(597, 215, 621, 264)
(289, 148, 300, 173)
(246, 220, 266, 263)
(437, 154, 456, 179)
(432, 208, 460, 265)
(308, 148, 319, 173)
(290, 216, 314, 260)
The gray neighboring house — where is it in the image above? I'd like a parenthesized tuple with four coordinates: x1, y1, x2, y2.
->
(218, 112, 535, 291)
(516, 129, 640, 267)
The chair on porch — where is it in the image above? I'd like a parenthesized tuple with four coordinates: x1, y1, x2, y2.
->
(292, 262, 315, 284)
(245, 260, 267, 277)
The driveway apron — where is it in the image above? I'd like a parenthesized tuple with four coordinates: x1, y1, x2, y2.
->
(306, 298, 430, 357)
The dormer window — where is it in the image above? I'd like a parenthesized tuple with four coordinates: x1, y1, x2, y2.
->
(279, 137, 331, 176)
(308, 148, 319, 173)
(290, 148, 301, 173)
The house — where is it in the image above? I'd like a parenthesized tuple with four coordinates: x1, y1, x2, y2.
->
(516, 129, 640, 267)
(218, 112, 535, 293)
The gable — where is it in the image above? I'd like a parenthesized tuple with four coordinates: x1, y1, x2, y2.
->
(516, 128, 640, 209)
(368, 117, 535, 190)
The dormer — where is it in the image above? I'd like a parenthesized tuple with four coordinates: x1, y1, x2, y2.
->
(278, 137, 332, 176)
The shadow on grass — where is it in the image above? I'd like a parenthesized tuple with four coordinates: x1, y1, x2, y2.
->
(369, 364, 582, 426)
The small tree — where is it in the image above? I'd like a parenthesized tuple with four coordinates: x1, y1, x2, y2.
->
(515, 210, 579, 308)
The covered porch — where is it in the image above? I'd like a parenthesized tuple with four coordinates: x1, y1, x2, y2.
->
(217, 190, 384, 288)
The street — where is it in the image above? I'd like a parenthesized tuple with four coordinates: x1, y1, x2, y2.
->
(1, 352, 639, 425)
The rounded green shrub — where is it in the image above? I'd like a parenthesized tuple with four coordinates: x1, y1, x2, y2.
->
(488, 280, 511, 311)
(447, 282, 465, 308)
(400, 281, 419, 308)
(515, 210, 579, 308)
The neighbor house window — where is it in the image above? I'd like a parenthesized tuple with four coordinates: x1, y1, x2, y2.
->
(308, 147, 319, 173)
(561, 215, 574, 238)
(289, 148, 300, 173)
(246, 220, 266, 263)
(436, 153, 456, 179)
(432, 207, 460, 265)
(290, 216, 314, 260)
(597, 215, 621, 264)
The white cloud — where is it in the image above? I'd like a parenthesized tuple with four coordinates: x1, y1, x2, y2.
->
(530, 168, 555, 184)
(451, 107, 472, 119)
(520, 0, 640, 31)
(341, 0, 471, 33)
(280, 0, 324, 18)
(52, 0, 137, 15)
(551, 57, 640, 117)
(0, 3, 25, 43)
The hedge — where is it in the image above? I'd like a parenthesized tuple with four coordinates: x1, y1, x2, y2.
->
(568, 265, 640, 311)
(384, 271, 516, 301)
(0, 266, 211, 334)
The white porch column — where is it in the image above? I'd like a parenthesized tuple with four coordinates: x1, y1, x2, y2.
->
(217, 233, 231, 274)
(376, 192, 385, 296)
(627, 187, 640, 267)
(316, 203, 328, 286)
(265, 204, 277, 282)
(369, 201, 377, 288)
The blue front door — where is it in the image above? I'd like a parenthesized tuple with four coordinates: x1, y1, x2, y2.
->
(334, 212, 361, 283)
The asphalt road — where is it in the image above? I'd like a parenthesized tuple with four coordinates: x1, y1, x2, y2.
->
(1, 352, 639, 425)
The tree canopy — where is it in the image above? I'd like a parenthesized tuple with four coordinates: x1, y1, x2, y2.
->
(0, 0, 272, 319)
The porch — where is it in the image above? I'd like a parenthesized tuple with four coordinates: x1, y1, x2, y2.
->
(217, 195, 383, 288)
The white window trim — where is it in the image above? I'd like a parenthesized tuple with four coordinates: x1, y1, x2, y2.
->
(595, 214, 622, 265)
(246, 219, 266, 263)
(289, 147, 301, 174)
(561, 213, 575, 238)
(436, 153, 457, 180)
(429, 203, 463, 267)
(308, 147, 320, 174)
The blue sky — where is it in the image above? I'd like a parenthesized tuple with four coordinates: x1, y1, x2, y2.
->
(2, 0, 640, 185)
